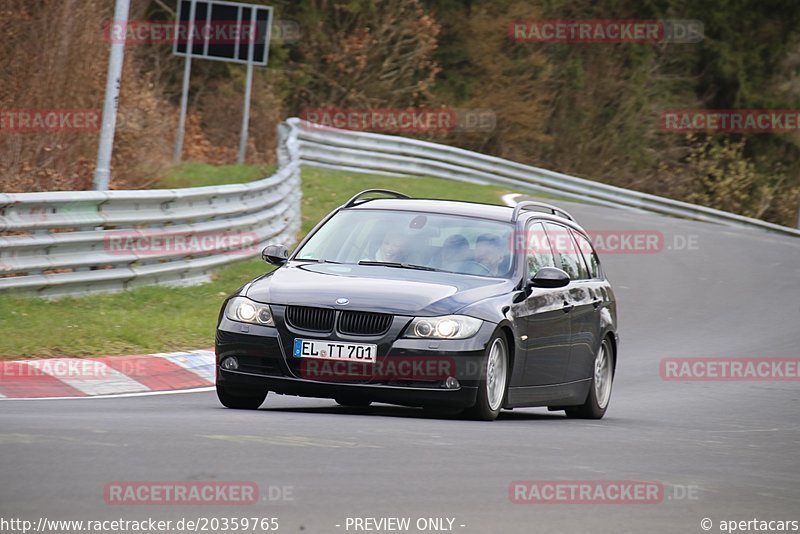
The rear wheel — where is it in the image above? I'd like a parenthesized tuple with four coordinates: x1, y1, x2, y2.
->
(565, 337, 614, 419)
(466, 331, 509, 421)
(216, 385, 268, 410)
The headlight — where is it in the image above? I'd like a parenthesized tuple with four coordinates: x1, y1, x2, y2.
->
(404, 315, 482, 339)
(225, 297, 274, 326)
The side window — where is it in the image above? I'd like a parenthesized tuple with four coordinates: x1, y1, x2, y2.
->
(544, 222, 587, 280)
(572, 230, 600, 279)
(525, 222, 555, 277)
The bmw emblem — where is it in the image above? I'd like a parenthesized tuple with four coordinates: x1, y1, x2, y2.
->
(336, 298, 349, 305)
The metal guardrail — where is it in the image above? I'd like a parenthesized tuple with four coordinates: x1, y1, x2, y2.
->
(0, 125, 302, 297)
(286, 117, 800, 238)
(2, 116, 797, 297)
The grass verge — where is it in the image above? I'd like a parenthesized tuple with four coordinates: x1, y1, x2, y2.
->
(0, 165, 514, 358)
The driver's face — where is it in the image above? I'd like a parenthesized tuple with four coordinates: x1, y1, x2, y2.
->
(380, 235, 406, 262)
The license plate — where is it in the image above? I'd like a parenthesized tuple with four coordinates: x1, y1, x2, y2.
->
(293, 338, 377, 363)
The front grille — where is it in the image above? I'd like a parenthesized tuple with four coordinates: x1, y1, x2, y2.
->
(285, 306, 335, 332)
(338, 311, 393, 336)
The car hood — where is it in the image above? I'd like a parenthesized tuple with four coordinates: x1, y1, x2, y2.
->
(244, 262, 514, 316)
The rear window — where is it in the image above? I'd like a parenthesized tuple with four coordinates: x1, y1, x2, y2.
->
(544, 222, 588, 280)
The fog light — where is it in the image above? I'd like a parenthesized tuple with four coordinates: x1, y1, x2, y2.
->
(444, 376, 460, 389)
(221, 356, 239, 371)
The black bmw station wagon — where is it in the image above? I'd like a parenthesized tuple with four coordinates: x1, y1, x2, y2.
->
(215, 190, 618, 420)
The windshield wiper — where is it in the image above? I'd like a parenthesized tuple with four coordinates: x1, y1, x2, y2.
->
(357, 260, 440, 272)
(293, 258, 342, 264)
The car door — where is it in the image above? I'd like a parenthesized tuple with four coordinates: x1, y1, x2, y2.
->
(515, 222, 573, 386)
(564, 229, 605, 382)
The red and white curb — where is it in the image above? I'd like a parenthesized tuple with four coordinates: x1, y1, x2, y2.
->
(0, 349, 215, 399)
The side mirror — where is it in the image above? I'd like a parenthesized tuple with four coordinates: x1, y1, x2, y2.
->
(529, 267, 570, 289)
(262, 244, 289, 266)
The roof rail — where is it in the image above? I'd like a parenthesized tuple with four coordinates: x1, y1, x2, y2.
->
(512, 201, 574, 222)
(344, 189, 410, 208)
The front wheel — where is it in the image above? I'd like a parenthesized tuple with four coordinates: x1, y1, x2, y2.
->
(217, 385, 268, 410)
(565, 337, 614, 419)
(466, 331, 509, 421)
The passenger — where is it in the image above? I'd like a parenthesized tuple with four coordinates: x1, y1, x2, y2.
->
(441, 234, 470, 269)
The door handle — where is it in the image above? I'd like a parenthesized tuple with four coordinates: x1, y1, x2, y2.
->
(562, 301, 574, 313)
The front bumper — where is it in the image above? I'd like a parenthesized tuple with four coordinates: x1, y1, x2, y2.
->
(215, 315, 495, 408)
(217, 370, 479, 408)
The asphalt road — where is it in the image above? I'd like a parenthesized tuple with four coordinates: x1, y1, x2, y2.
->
(2, 199, 799, 534)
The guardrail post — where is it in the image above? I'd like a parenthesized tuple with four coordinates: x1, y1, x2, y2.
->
(277, 123, 290, 169)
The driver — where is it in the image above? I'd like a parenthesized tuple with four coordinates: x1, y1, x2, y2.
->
(474, 234, 506, 275)
(374, 231, 410, 263)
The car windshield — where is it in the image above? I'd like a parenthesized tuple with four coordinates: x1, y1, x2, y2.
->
(294, 209, 515, 278)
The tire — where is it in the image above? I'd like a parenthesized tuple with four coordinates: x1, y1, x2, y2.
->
(216, 385, 268, 410)
(335, 398, 372, 408)
(466, 331, 510, 421)
(565, 337, 614, 419)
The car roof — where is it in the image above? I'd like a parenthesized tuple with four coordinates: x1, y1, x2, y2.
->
(344, 198, 586, 233)
(346, 198, 514, 221)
